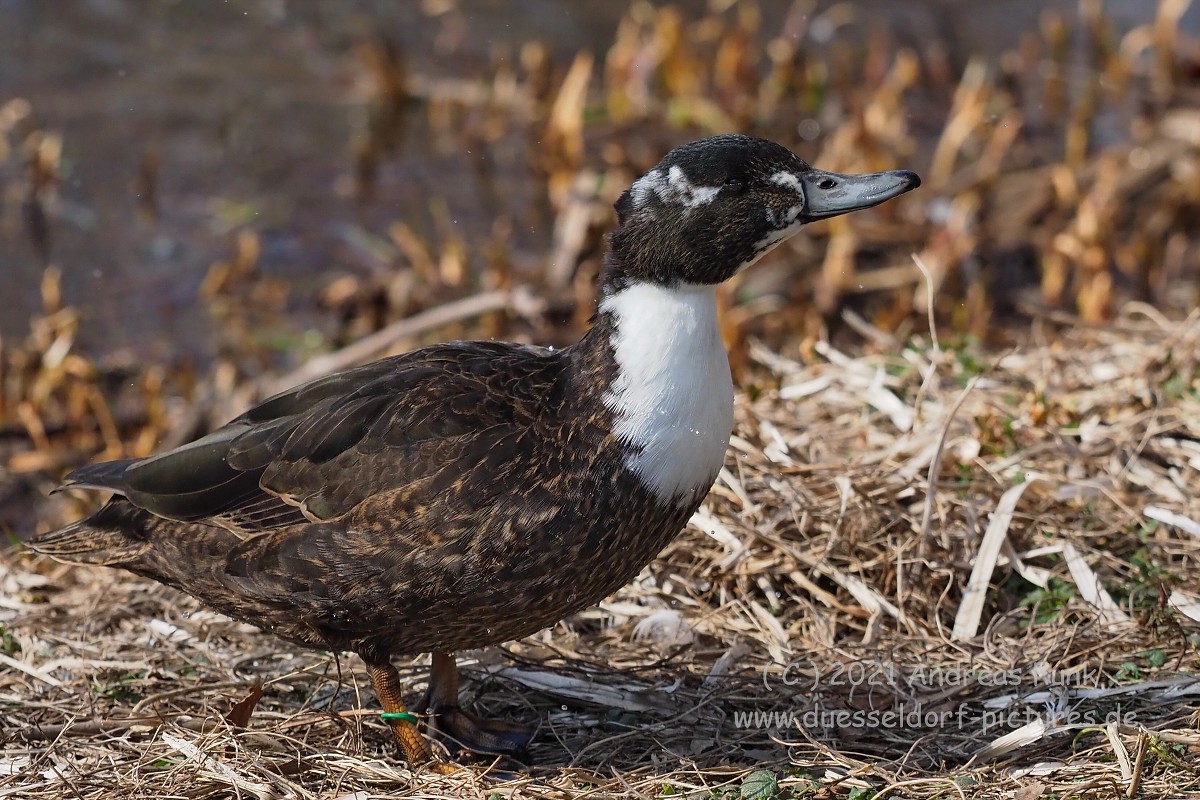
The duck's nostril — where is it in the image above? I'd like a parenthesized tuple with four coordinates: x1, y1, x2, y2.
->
(817, 178, 837, 190)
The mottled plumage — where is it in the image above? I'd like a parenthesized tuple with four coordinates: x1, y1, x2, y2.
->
(39, 319, 686, 660)
(30, 135, 919, 767)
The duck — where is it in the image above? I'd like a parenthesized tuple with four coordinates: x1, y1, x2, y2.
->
(29, 134, 919, 770)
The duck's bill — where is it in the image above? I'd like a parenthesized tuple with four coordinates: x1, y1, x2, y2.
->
(799, 168, 921, 222)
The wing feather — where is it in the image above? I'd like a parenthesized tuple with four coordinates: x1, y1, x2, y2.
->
(64, 342, 561, 534)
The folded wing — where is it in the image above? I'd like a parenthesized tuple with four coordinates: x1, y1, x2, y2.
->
(61, 341, 560, 535)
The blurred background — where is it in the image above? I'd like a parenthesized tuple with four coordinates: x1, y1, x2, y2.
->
(2, 0, 1200, 532)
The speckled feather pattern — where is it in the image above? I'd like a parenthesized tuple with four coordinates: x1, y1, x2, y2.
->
(32, 312, 697, 662)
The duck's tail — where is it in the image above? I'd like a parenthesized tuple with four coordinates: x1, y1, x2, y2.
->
(51, 457, 138, 495)
(27, 500, 152, 567)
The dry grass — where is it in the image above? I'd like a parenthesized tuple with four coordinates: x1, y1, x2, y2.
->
(3, 306, 1200, 798)
(4, 0, 1200, 796)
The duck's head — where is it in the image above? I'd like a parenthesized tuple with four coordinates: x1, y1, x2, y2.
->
(605, 134, 920, 291)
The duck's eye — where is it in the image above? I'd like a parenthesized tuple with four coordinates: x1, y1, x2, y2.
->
(723, 178, 745, 193)
(817, 177, 837, 190)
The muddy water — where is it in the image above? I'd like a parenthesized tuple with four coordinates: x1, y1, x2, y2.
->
(0, 0, 1193, 364)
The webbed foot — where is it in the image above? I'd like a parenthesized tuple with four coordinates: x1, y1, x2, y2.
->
(419, 652, 536, 759)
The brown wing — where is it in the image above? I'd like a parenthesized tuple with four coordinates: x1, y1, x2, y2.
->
(61, 341, 565, 535)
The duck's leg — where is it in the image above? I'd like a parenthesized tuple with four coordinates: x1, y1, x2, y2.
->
(419, 652, 536, 758)
(367, 660, 458, 774)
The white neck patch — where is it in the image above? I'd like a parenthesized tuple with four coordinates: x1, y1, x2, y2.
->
(599, 281, 733, 505)
(629, 166, 721, 210)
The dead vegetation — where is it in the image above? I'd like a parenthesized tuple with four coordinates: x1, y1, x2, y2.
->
(4, 312, 1200, 798)
(2, 0, 1200, 797)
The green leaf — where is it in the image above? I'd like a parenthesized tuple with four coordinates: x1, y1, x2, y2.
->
(1019, 577, 1076, 624)
(740, 769, 779, 800)
(0, 625, 20, 656)
(1115, 662, 1140, 682)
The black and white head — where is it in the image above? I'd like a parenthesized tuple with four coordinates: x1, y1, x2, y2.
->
(596, 135, 919, 507)
(606, 134, 920, 290)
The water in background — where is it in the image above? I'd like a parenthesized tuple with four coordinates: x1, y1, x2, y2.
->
(0, 0, 1193, 362)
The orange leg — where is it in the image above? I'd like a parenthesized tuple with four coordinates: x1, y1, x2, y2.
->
(418, 652, 535, 758)
(367, 661, 458, 774)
